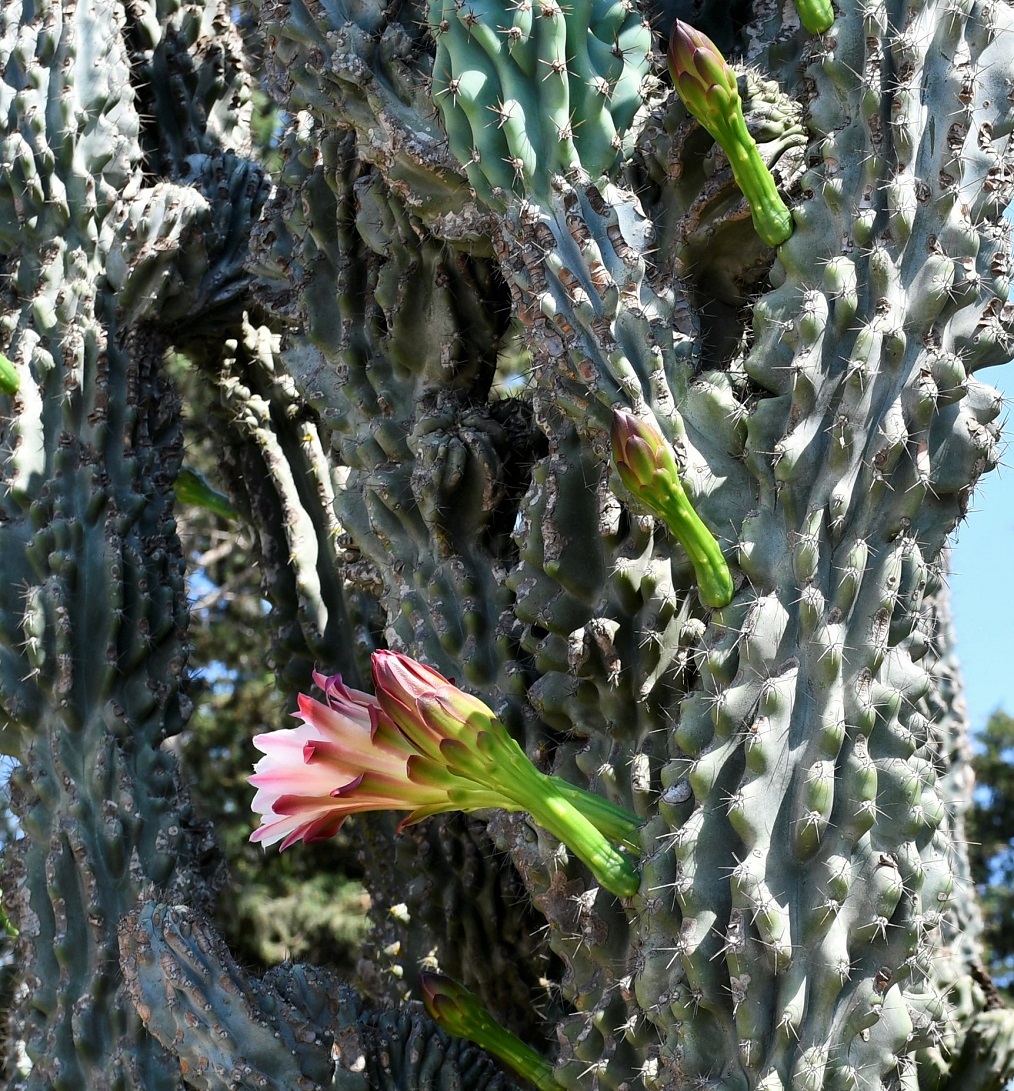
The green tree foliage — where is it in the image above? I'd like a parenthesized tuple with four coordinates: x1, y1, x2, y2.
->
(968, 709, 1014, 996)
(173, 359, 369, 974)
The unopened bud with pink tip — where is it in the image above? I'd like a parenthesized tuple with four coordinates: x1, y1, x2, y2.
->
(611, 408, 734, 608)
(668, 20, 793, 247)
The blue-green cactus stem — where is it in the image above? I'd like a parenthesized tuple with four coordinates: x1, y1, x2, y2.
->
(0, 0, 1000, 1083)
(124, 901, 524, 1091)
(258, 0, 479, 231)
(121, 902, 342, 1089)
(0, 1, 282, 1083)
(429, 0, 652, 204)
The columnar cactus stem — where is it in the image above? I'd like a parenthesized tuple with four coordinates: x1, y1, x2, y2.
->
(0, 0, 257, 1082)
(121, 901, 522, 1091)
(2, 0, 1014, 1087)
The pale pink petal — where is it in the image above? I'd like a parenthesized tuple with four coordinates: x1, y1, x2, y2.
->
(249, 761, 353, 806)
(311, 670, 379, 726)
(296, 698, 417, 770)
(249, 653, 507, 852)
(252, 722, 319, 756)
(251, 810, 322, 848)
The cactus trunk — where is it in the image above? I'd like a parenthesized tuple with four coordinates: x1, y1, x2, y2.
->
(2, 0, 1014, 1088)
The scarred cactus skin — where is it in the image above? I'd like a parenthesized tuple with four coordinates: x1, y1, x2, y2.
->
(2, 0, 1014, 1089)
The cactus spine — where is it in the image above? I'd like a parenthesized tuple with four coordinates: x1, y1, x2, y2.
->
(1, 0, 1013, 1087)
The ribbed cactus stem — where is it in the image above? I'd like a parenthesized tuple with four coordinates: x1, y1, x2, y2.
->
(3, 0, 1013, 1085)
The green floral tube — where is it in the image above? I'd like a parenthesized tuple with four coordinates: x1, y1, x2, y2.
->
(173, 468, 238, 520)
(668, 20, 793, 247)
(420, 973, 558, 1091)
(611, 408, 735, 609)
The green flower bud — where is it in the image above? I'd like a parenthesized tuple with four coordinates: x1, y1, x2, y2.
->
(794, 0, 834, 34)
(420, 973, 558, 1091)
(611, 408, 735, 609)
(668, 20, 793, 247)
(0, 352, 19, 396)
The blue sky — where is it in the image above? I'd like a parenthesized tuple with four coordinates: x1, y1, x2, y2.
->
(949, 361, 1014, 732)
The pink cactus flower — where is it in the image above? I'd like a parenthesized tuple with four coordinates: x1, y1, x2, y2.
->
(248, 653, 506, 851)
(248, 667, 437, 850)
(249, 650, 641, 897)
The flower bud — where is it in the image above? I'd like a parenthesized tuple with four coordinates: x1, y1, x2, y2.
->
(611, 407, 681, 498)
(667, 20, 739, 131)
(372, 650, 497, 758)
(0, 352, 19, 396)
(610, 408, 735, 609)
(667, 20, 793, 247)
(794, 0, 834, 34)
(420, 973, 557, 1091)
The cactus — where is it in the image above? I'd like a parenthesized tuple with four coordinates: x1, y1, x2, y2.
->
(2, 0, 1014, 1089)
